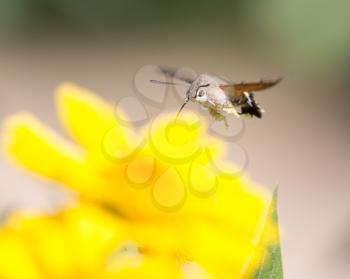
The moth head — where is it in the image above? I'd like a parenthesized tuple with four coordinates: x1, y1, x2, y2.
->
(186, 83, 210, 103)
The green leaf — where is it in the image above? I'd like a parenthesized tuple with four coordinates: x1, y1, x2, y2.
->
(252, 187, 283, 279)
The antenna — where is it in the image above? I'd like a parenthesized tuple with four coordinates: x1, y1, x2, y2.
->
(150, 80, 180, 85)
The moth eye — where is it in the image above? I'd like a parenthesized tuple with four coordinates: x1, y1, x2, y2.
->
(197, 89, 205, 97)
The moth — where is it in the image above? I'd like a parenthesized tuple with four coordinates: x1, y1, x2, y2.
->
(151, 66, 281, 124)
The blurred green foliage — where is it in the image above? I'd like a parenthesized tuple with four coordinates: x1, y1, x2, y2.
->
(0, 0, 241, 34)
(0, 0, 349, 72)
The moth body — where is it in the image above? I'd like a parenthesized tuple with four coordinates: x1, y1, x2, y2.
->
(151, 67, 282, 123)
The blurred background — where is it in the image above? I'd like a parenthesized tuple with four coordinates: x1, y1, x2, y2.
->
(0, 0, 349, 278)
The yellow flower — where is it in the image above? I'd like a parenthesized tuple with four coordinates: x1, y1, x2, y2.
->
(0, 202, 190, 279)
(0, 203, 125, 279)
(2, 83, 274, 278)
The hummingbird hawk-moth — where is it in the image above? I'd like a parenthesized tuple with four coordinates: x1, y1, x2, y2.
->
(150, 66, 282, 124)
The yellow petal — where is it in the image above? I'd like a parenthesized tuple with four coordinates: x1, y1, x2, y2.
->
(181, 262, 214, 279)
(152, 167, 186, 212)
(62, 203, 129, 274)
(2, 113, 83, 184)
(105, 255, 183, 279)
(0, 230, 43, 279)
(125, 155, 156, 187)
(127, 221, 184, 255)
(186, 221, 261, 279)
(188, 160, 218, 198)
(11, 213, 79, 279)
(147, 113, 203, 164)
(6, 203, 129, 279)
(56, 83, 132, 154)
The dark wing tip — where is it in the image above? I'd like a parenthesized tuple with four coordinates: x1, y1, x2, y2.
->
(259, 76, 283, 89)
(270, 76, 283, 86)
(234, 77, 283, 93)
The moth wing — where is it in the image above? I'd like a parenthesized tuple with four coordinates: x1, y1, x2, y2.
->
(156, 66, 197, 84)
(220, 77, 282, 97)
